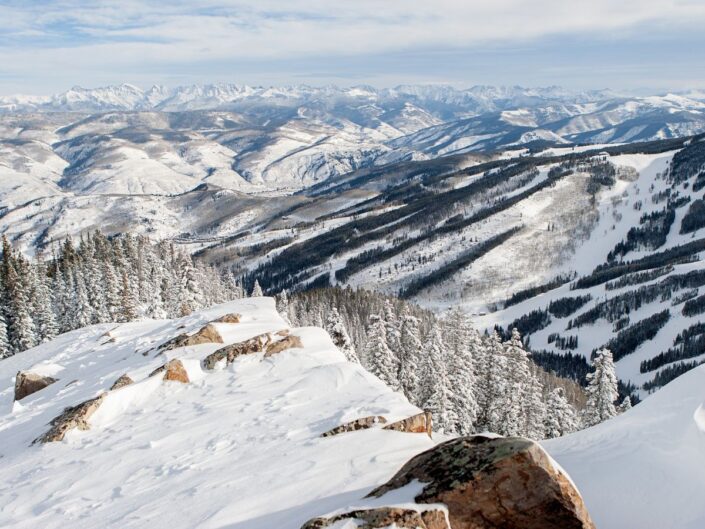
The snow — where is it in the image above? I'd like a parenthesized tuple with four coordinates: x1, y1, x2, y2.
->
(0, 298, 435, 529)
(545, 363, 705, 529)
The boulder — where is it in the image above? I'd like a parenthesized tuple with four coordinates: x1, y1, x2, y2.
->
(14, 371, 58, 401)
(149, 359, 190, 383)
(110, 374, 134, 390)
(302, 507, 449, 529)
(212, 313, 241, 324)
(33, 393, 107, 444)
(159, 323, 223, 352)
(367, 435, 595, 529)
(264, 334, 303, 357)
(383, 411, 432, 438)
(321, 415, 387, 437)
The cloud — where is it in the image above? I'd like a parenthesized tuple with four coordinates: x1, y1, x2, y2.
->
(1, 0, 705, 92)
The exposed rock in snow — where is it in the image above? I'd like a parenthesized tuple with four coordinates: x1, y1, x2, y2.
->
(368, 436, 595, 529)
(264, 334, 304, 357)
(149, 359, 190, 384)
(33, 393, 107, 444)
(383, 411, 433, 438)
(13, 371, 57, 401)
(212, 313, 242, 324)
(302, 506, 449, 529)
(110, 374, 134, 390)
(158, 323, 224, 352)
(321, 415, 388, 438)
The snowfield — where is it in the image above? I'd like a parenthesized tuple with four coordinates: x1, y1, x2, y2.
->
(0, 298, 434, 529)
(545, 363, 705, 529)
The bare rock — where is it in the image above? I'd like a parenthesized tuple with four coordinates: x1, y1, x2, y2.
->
(149, 359, 190, 383)
(321, 415, 387, 437)
(159, 323, 223, 352)
(302, 507, 449, 529)
(264, 334, 303, 357)
(383, 411, 432, 438)
(33, 393, 107, 444)
(275, 329, 290, 337)
(203, 332, 274, 370)
(110, 374, 134, 390)
(212, 313, 242, 324)
(14, 371, 58, 401)
(368, 435, 595, 529)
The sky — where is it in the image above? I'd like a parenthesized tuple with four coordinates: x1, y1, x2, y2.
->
(1, 0, 705, 94)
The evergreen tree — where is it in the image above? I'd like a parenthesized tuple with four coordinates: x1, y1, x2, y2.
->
(543, 387, 579, 439)
(618, 395, 633, 414)
(276, 289, 291, 324)
(364, 313, 398, 389)
(251, 279, 263, 297)
(583, 349, 620, 427)
(31, 261, 58, 342)
(6, 258, 37, 353)
(398, 309, 422, 403)
(325, 307, 359, 363)
(421, 325, 456, 433)
(119, 269, 138, 322)
(443, 308, 479, 434)
(0, 312, 10, 359)
(505, 328, 545, 439)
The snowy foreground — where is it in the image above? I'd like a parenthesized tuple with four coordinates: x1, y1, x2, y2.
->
(0, 298, 703, 528)
(0, 298, 433, 528)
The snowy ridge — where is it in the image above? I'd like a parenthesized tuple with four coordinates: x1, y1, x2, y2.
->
(0, 298, 435, 529)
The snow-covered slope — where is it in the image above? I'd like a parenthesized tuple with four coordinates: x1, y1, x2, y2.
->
(0, 298, 435, 529)
(545, 363, 705, 529)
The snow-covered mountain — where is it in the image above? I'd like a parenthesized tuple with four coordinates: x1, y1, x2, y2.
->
(0, 298, 435, 528)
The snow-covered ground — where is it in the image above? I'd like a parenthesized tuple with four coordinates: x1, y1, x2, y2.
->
(0, 298, 434, 529)
(545, 363, 705, 529)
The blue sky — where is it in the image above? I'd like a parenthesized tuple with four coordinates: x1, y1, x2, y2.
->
(1, 0, 704, 94)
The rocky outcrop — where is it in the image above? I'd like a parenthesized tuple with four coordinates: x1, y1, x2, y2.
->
(321, 415, 387, 437)
(302, 507, 449, 529)
(110, 374, 134, 390)
(264, 334, 303, 357)
(14, 371, 58, 401)
(383, 411, 432, 438)
(149, 359, 190, 383)
(33, 393, 107, 444)
(202, 332, 302, 369)
(159, 323, 223, 352)
(367, 435, 595, 529)
(212, 313, 241, 324)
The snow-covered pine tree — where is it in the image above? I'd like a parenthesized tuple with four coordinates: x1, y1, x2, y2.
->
(443, 308, 479, 435)
(251, 279, 263, 297)
(6, 257, 37, 354)
(504, 328, 545, 439)
(72, 268, 94, 329)
(398, 309, 422, 403)
(325, 307, 359, 363)
(421, 325, 456, 433)
(30, 261, 59, 343)
(119, 269, 138, 322)
(618, 395, 632, 414)
(0, 312, 10, 359)
(583, 348, 620, 427)
(364, 313, 398, 390)
(276, 289, 291, 324)
(543, 387, 579, 439)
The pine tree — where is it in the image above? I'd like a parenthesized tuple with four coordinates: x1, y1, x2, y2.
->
(251, 279, 263, 297)
(326, 307, 359, 363)
(119, 269, 138, 322)
(31, 261, 58, 342)
(276, 289, 291, 324)
(72, 268, 93, 329)
(543, 387, 579, 439)
(504, 328, 545, 439)
(583, 349, 620, 427)
(443, 308, 479, 434)
(364, 313, 398, 389)
(421, 325, 456, 433)
(0, 312, 10, 359)
(618, 395, 632, 414)
(398, 309, 422, 403)
(6, 258, 37, 353)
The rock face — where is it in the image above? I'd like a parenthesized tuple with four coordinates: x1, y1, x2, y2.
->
(149, 359, 190, 383)
(302, 507, 449, 529)
(14, 371, 58, 401)
(383, 411, 432, 438)
(321, 415, 387, 437)
(203, 332, 302, 369)
(368, 436, 595, 529)
(159, 323, 223, 352)
(33, 393, 107, 444)
(212, 313, 241, 324)
(110, 374, 134, 390)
